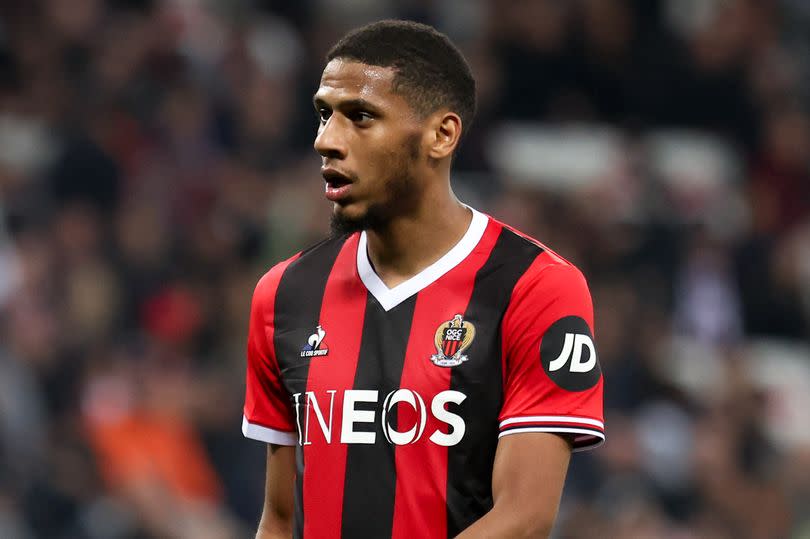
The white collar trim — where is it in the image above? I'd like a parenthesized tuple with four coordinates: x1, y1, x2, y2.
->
(357, 207, 488, 311)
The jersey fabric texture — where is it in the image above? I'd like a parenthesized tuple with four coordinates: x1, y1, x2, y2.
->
(242, 208, 604, 539)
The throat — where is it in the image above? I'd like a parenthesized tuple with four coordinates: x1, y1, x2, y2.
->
(364, 206, 474, 289)
(367, 257, 415, 289)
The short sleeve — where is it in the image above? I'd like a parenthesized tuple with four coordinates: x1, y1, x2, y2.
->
(242, 266, 298, 446)
(499, 259, 604, 451)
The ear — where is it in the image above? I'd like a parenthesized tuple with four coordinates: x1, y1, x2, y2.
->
(426, 111, 463, 160)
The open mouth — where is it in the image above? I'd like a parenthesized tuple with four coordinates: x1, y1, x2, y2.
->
(322, 168, 353, 188)
(322, 168, 354, 201)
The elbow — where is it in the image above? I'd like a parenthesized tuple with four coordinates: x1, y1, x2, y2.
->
(256, 514, 293, 539)
(528, 526, 553, 539)
(492, 498, 559, 538)
(529, 523, 554, 539)
(516, 515, 555, 539)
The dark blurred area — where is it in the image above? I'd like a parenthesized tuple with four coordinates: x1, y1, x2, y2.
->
(0, 0, 808, 537)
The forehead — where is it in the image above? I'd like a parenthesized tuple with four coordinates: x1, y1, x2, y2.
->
(315, 59, 399, 105)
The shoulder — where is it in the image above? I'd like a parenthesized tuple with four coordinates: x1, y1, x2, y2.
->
(487, 215, 586, 287)
(253, 234, 355, 302)
(514, 254, 588, 300)
(482, 216, 589, 309)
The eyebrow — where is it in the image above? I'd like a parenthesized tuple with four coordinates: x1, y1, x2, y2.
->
(312, 96, 381, 113)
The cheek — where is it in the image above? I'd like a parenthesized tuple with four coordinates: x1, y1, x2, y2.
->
(353, 131, 420, 185)
(357, 146, 395, 180)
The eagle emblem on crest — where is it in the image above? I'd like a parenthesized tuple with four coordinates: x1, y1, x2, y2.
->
(431, 314, 476, 367)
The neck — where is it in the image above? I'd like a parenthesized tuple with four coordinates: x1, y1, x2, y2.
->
(364, 184, 472, 289)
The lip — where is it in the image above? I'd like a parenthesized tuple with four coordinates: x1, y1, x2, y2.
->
(325, 182, 352, 202)
(322, 167, 354, 202)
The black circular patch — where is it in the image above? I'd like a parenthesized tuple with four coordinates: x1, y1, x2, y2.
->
(540, 316, 601, 392)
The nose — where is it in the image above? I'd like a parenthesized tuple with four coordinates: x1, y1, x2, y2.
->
(314, 116, 347, 160)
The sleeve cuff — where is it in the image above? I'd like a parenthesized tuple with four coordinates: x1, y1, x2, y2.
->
(498, 415, 605, 452)
(242, 416, 298, 445)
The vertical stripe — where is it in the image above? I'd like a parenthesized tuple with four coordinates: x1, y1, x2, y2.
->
(341, 295, 417, 538)
(272, 235, 349, 539)
(390, 220, 502, 539)
(301, 235, 368, 538)
(446, 229, 543, 537)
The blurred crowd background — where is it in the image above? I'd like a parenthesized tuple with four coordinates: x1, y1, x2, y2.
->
(0, 0, 809, 537)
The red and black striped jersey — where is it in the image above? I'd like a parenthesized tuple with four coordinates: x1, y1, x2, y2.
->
(242, 208, 604, 538)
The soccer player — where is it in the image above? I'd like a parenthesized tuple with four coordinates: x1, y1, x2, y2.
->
(242, 20, 604, 539)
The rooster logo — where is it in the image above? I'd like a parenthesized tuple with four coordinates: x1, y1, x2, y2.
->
(300, 325, 329, 357)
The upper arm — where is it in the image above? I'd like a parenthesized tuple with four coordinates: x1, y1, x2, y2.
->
(258, 444, 296, 538)
(491, 432, 572, 537)
(244, 262, 300, 538)
(457, 259, 605, 539)
(243, 267, 298, 445)
(464, 260, 604, 537)
(499, 260, 604, 450)
(455, 432, 572, 539)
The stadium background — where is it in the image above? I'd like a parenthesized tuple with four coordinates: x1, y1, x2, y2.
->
(0, 0, 809, 537)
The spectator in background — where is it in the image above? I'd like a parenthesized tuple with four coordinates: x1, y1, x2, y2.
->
(0, 0, 807, 537)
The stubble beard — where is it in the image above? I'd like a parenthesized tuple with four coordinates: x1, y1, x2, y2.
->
(330, 134, 422, 237)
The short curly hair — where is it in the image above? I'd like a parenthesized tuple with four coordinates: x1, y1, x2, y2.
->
(327, 20, 477, 137)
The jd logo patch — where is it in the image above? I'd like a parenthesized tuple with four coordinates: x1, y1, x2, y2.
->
(540, 316, 600, 391)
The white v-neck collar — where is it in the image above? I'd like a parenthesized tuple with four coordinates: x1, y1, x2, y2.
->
(357, 207, 489, 311)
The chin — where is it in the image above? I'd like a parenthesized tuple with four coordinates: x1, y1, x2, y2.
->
(332, 202, 364, 222)
(330, 204, 382, 236)
(330, 208, 366, 236)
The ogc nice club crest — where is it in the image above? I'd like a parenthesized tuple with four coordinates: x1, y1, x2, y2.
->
(431, 314, 476, 367)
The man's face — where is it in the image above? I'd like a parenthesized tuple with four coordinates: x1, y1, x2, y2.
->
(313, 59, 426, 234)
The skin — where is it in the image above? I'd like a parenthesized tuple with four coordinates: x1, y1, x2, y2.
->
(314, 58, 470, 286)
(256, 444, 295, 539)
(256, 58, 572, 539)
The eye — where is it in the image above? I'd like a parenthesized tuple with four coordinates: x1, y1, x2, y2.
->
(349, 110, 374, 124)
(317, 108, 332, 124)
